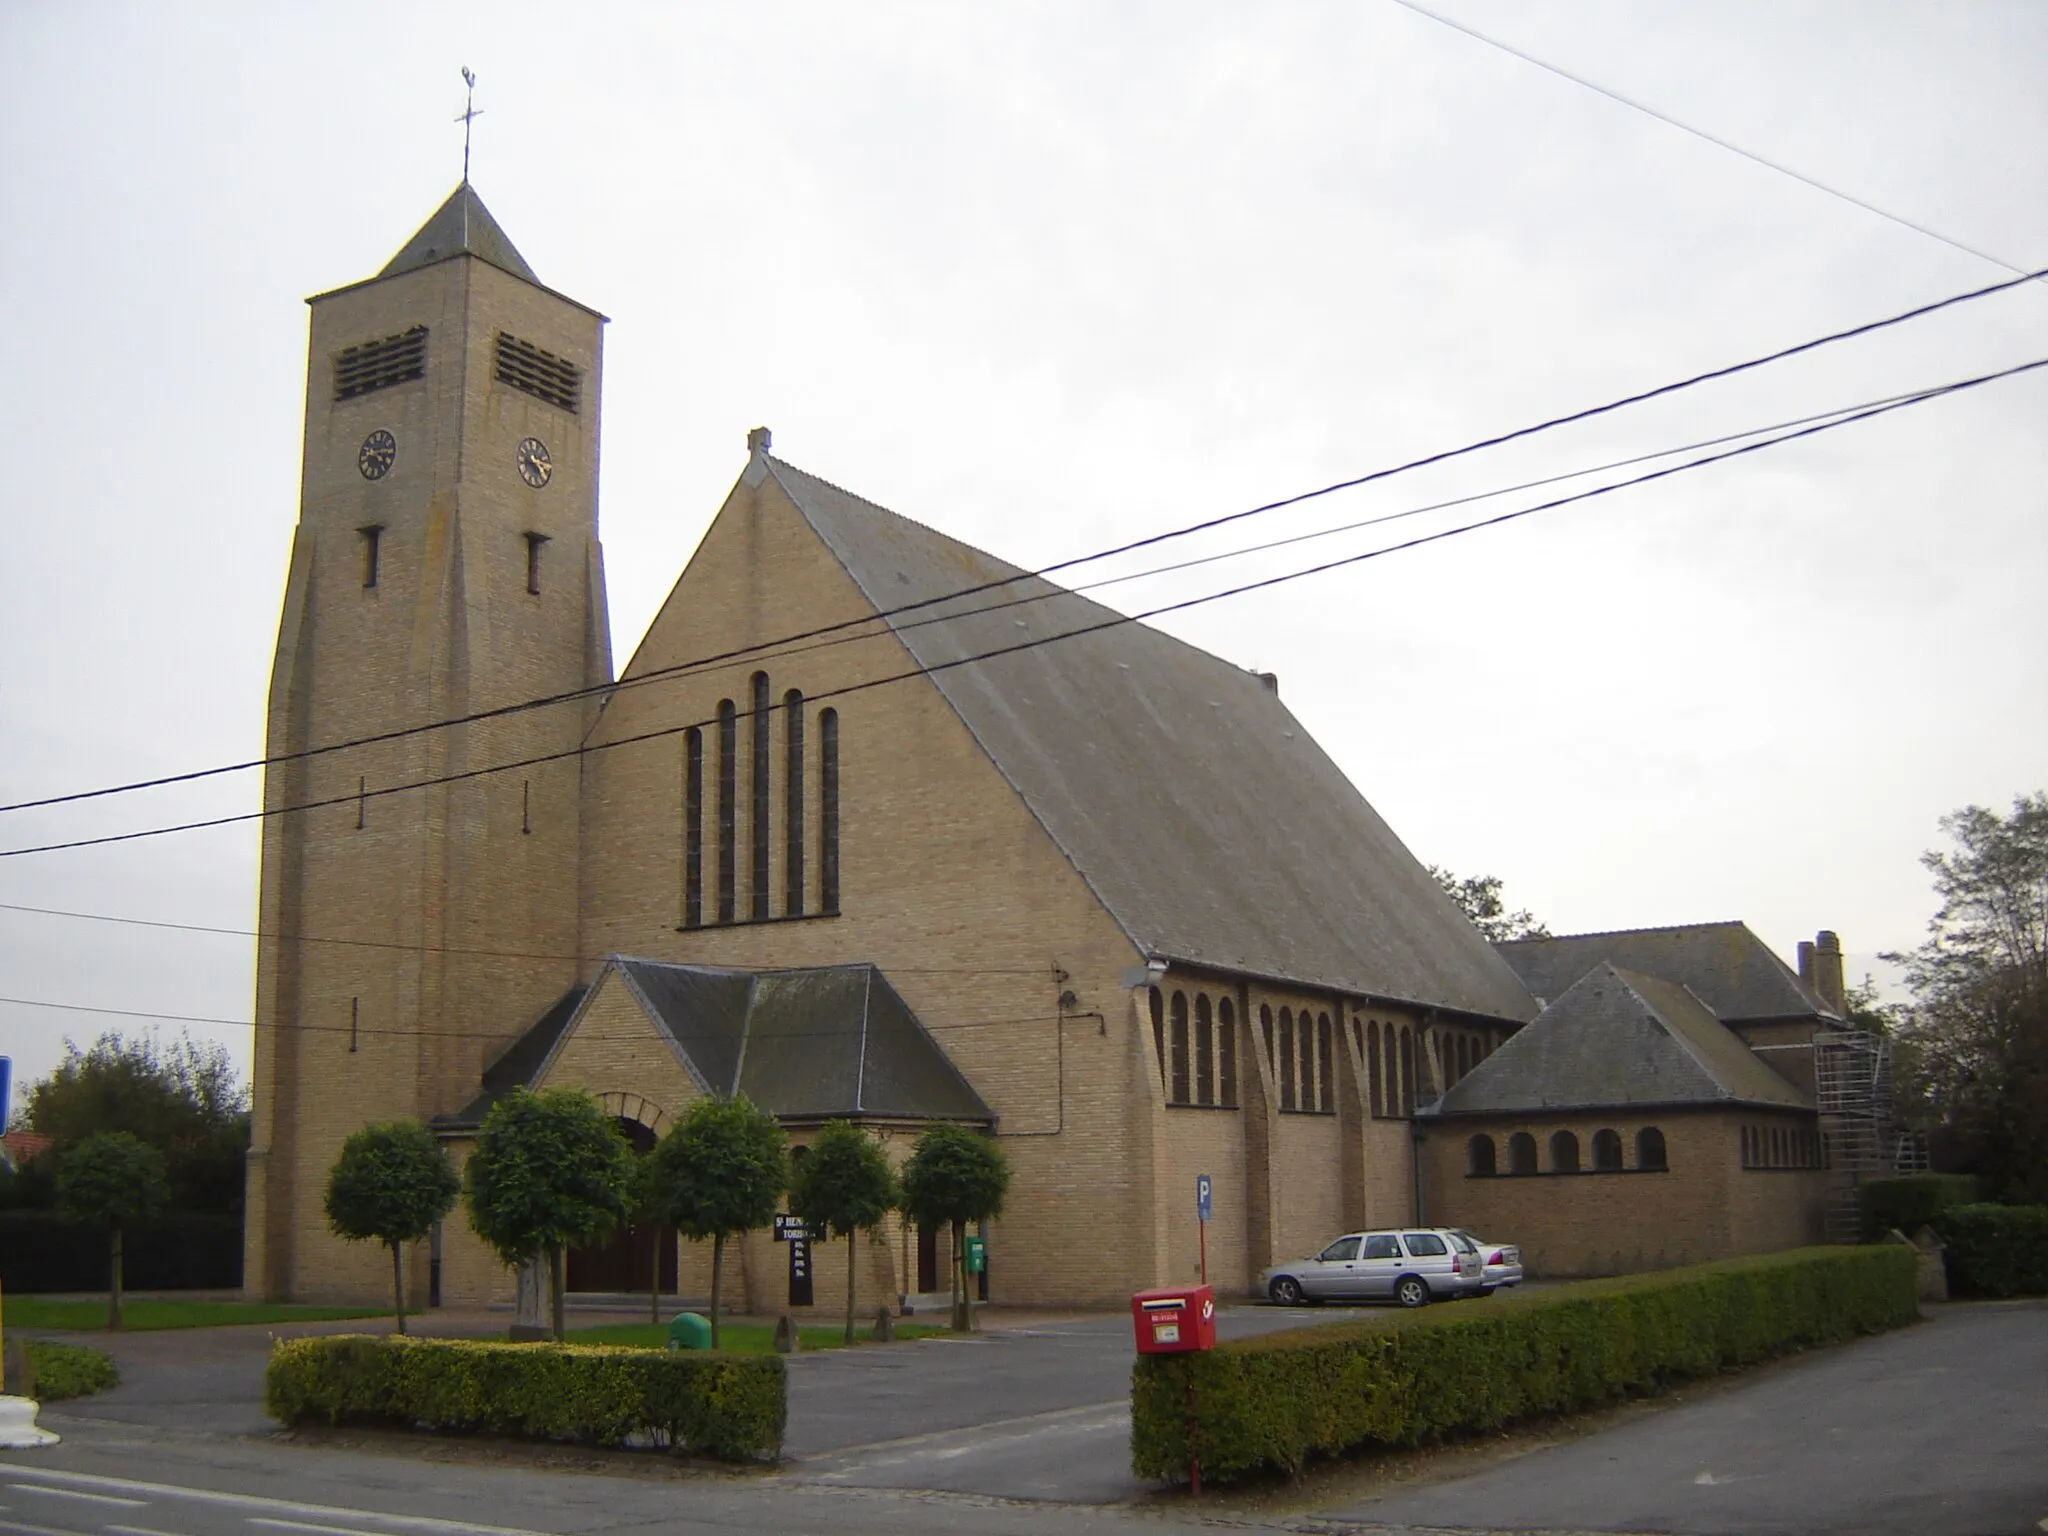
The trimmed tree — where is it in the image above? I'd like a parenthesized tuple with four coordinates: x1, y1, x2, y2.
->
(788, 1121, 898, 1344)
(324, 1120, 460, 1334)
(900, 1123, 1009, 1331)
(463, 1088, 634, 1340)
(55, 1131, 169, 1329)
(646, 1095, 786, 1348)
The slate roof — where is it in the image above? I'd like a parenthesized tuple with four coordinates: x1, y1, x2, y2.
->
(1495, 922, 1836, 1023)
(1427, 962, 1812, 1117)
(765, 456, 1538, 1024)
(379, 183, 540, 285)
(438, 959, 992, 1130)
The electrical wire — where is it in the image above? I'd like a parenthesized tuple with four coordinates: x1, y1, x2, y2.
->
(4, 259, 2042, 820)
(1385, 0, 2047, 280)
(5, 349, 2040, 861)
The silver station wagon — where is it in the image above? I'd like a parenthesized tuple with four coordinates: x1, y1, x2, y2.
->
(1260, 1227, 1484, 1308)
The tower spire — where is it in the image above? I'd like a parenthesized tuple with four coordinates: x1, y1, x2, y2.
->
(455, 66, 482, 185)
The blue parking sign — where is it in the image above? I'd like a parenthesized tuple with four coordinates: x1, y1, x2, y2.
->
(1196, 1173, 1212, 1223)
(0, 1056, 10, 1129)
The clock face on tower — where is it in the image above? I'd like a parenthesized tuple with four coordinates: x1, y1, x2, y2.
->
(516, 437, 553, 488)
(357, 429, 397, 480)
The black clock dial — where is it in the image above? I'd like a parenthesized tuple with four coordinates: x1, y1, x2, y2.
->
(357, 429, 397, 481)
(516, 437, 553, 488)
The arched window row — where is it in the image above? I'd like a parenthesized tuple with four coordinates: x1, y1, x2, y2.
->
(1741, 1121, 1823, 1170)
(1468, 1125, 1671, 1176)
(1152, 988, 1238, 1109)
(681, 679, 839, 928)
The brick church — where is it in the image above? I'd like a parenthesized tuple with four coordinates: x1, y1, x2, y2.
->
(246, 185, 1864, 1314)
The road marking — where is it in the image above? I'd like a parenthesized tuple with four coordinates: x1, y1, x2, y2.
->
(107, 1526, 192, 1536)
(0, 1473, 547, 1536)
(1, 1520, 98, 1536)
(252, 1520, 398, 1536)
(791, 1396, 1128, 1464)
(7, 1489, 148, 1509)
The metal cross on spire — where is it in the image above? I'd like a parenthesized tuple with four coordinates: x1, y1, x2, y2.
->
(455, 67, 483, 184)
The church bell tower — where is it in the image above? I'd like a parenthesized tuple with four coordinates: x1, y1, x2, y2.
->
(245, 185, 611, 1300)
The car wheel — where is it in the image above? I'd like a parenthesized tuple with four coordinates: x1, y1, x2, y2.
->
(1269, 1276, 1306, 1307)
(1394, 1275, 1430, 1308)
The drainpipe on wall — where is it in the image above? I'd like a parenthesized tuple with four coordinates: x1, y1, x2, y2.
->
(1411, 1117, 1427, 1226)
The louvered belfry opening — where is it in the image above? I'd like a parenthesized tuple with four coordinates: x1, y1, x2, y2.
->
(333, 326, 428, 401)
(494, 332, 581, 412)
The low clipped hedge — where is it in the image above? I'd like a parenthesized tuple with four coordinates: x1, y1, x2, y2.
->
(1859, 1174, 1979, 1241)
(24, 1340, 120, 1401)
(1132, 1245, 1916, 1483)
(265, 1335, 785, 1461)
(1931, 1203, 2048, 1297)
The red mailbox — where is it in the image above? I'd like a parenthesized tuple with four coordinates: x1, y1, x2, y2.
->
(1131, 1284, 1217, 1354)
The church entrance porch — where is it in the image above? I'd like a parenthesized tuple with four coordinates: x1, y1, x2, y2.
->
(564, 1117, 676, 1295)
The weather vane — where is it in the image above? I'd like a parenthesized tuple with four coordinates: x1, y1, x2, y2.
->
(455, 67, 482, 184)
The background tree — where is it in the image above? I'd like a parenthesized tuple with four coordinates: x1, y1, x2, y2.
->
(625, 1152, 671, 1325)
(324, 1120, 460, 1334)
(55, 1131, 169, 1328)
(788, 1121, 898, 1344)
(900, 1123, 1008, 1332)
(1884, 792, 2048, 1202)
(463, 1088, 634, 1340)
(646, 1095, 786, 1348)
(24, 1031, 248, 1213)
(1426, 866, 1551, 943)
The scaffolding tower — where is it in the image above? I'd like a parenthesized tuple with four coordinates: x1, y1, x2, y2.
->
(1815, 1027, 1894, 1243)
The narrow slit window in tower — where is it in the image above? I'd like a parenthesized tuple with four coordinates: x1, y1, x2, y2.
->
(819, 707, 840, 913)
(783, 689, 805, 915)
(750, 672, 771, 921)
(360, 525, 383, 589)
(524, 532, 548, 595)
(716, 699, 737, 923)
(683, 727, 704, 928)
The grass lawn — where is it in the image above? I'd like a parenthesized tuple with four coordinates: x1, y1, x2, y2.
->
(565, 1319, 949, 1353)
(4, 1297, 387, 1332)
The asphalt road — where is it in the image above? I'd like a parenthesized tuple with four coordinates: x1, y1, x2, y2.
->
(1316, 1298, 2048, 1536)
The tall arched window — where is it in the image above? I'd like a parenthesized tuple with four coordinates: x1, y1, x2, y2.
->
(1740, 1126, 1753, 1167)
(1508, 1131, 1538, 1174)
(1218, 998, 1238, 1107)
(1592, 1128, 1623, 1171)
(1384, 1028, 1398, 1117)
(1149, 988, 1166, 1091)
(749, 672, 772, 920)
(1299, 1012, 1316, 1111)
(1636, 1127, 1667, 1170)
(682, 727, 704, 928)
(1550, 1130, 1581, 1173)
(1169, 991, 1191, 1105)
(1278, 1007, 1296, 1110)
(1468, 1134, 1497, 1176)
(783, 689, 805, 916)
(715, 699, 738, 923)
(1398, 1028, 1414, 1117)
(1194, 994, 1215, 1105)
(1317, 1013, 1334, 1113)
(819, 708, 840, 913)
(1367, 1020, 1383, 1116)
(1455, 1035, 1470, 1083)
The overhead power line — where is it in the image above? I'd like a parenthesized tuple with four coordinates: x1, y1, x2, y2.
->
(1385, 0, 2045, 280)
(5, 350, 2041, 862)
(3, 259, 2042, 821)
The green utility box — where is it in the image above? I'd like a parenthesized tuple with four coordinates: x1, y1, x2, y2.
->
(964, 1235, 986, 1275)
(667, 1312, 713, 1351)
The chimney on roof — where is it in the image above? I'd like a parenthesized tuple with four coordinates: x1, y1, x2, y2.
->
(1798, 930, 1846, 1015)
(747, 426, 772, 455)
(1255, 672, 1279, 696)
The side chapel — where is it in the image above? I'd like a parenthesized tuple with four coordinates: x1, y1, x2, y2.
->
(246, 186, 1851, 1313)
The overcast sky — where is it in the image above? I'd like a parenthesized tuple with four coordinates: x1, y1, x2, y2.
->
(3, 2, 2044, 1120)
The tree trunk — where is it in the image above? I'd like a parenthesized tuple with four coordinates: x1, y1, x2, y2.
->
(710, 1232, 726, 1349)
(650, 1224, 661, 1325)
(951, 1219, 968, 1332)
(109, 1224, 125, 1331)
(390, 1240, 407, 1335)
(550, 1244, 566, 1341)
(845, 1229, 858, 1345)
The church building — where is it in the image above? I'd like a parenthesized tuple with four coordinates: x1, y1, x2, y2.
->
(246, 186, 1854, 1315)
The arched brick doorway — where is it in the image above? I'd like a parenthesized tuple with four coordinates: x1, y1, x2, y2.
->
(566, 1103, 677, 1295)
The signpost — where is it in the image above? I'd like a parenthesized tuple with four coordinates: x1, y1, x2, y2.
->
(1195, 1173, 1212, 1286)
(0, 1058, 10, 1135)
(773, 1214, 815, 1307)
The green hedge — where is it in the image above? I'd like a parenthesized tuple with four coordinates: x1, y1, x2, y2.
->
(1931, 1204, 2048, 1298)
(265, 1335, 785, 1461)
(1132, 1245, 1916, 1483)
(23, 1340, 120, 1401)
(1859, 1174, 1979, 1241)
